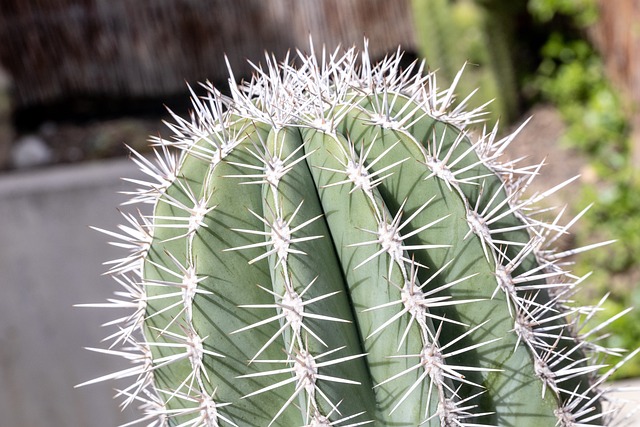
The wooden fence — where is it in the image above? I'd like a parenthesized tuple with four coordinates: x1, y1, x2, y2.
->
(0, 0, 416, 107)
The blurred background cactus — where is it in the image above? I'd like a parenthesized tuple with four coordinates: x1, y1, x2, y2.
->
(411, 0, 521, 124)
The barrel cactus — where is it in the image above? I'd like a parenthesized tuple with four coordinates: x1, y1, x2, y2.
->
(80, 43, 638, 426)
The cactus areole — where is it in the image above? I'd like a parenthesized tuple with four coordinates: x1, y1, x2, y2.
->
(80, 43, 636, 426)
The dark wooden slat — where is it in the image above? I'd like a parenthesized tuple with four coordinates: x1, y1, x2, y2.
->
(0, 0, 416, 107)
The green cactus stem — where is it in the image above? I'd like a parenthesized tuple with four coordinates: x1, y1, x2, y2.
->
(411, 0, 520, 123)
(78, 43, 637, 426)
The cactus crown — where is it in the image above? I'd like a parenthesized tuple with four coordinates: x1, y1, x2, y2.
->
(80, 42, 637, 426)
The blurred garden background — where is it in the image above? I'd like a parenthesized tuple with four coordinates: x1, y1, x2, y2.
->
(1, 0, 639, 425)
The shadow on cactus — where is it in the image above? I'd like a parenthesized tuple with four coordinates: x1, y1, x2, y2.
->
(78, 42, 638, 426)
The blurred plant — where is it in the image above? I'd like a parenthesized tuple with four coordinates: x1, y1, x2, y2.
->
(527, 0, 640, 379)
(532, 34, 628, 174)
(590, 286, 640, 379)
(411, 0, 520, 124)
(576, 173, 640, 380)
(527, 0, 598, 26)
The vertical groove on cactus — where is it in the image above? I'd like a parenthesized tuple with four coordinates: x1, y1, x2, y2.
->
(77, 42, 638, 427)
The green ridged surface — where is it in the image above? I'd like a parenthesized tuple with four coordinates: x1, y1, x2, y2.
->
(86, 45, 626, 427)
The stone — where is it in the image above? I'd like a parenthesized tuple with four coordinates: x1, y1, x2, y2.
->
(11, 134, 53, 169)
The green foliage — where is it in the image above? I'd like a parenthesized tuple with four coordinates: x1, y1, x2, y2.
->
(581, 177, 640, 273)
(527, 1, 640, 380)
(528, 0, 598, 26)
(532, 33, 628, 173)
(576, 175, 640, 380)
(601, 288, 640, 379)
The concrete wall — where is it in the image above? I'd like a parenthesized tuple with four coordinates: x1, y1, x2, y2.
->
(0, 158, 146, 426)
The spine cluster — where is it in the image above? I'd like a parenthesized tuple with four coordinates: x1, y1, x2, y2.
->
(78, 43, 637, 427)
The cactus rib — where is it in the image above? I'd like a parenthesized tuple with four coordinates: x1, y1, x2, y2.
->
(78, 42, 637, 427)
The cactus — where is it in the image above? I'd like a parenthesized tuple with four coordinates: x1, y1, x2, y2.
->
(79, 43, 638, 426)
(411, 0, 520, 124)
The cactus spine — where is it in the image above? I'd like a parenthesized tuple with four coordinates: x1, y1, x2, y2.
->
(80, 43, 637, 426)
